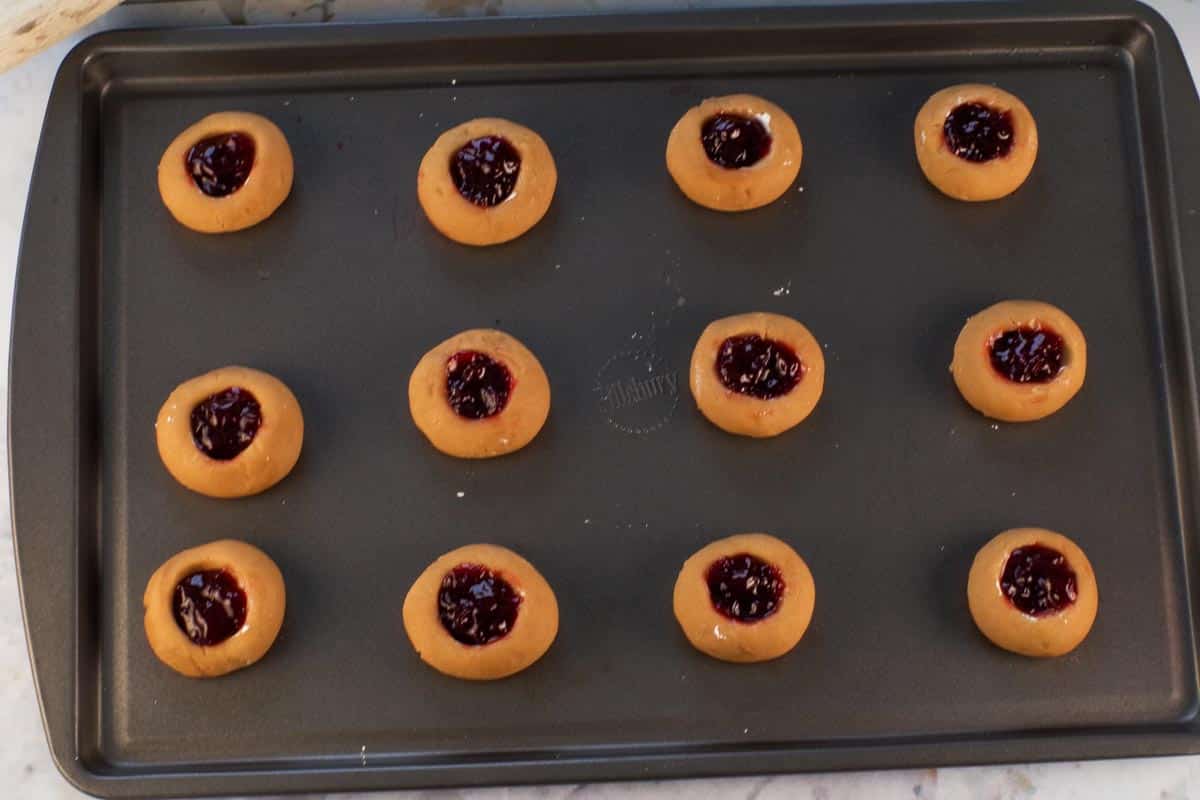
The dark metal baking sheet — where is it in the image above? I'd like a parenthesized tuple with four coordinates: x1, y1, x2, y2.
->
(11, 1, 1200, 796)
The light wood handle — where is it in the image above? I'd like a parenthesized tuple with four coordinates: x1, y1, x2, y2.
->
(1, 0, 122, 73)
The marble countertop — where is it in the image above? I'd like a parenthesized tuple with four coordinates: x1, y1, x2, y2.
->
(4, 1, 1200, 797)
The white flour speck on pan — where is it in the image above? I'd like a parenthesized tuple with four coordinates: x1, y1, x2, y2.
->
(456, 491, 465, 498)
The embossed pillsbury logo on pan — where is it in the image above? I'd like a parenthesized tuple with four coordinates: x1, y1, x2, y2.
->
(594, 349, 680, 435)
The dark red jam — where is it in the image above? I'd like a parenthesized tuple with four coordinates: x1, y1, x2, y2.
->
(700, 113, 772, 169)
(446, 350, 512, 420)
(989, 326, 1066, 384)
(185, 132, 256, 197)
(716, 334, 802, 399)
(943, 102, 1014, 163)
(191, 387, 262, 460)
(1000, 544, 1077, 616)
(705, 553, 785, 622)
(173, 569, 247, 646)
(437, 563, 522, 646)
(450, 135, 521, 207)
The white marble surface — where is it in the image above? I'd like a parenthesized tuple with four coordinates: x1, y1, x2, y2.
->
(4, 1, 1200, 797)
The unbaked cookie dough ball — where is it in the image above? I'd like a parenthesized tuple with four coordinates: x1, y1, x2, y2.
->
(967, 527, 1098, 657)
(689, 312, 825, 437)
(158, 112, 294, 233)
(666, 94, 802, 211)
(156, 366, 304, 498)
(673, 533, 815, 663)
(950, 300, 1086, 422)
(914, 84, 1037, 202)
(403, 543, 559, 680)
(143, 539, 286, 678)
(417, 117, 557, 246)
(409, 328, 551, 458)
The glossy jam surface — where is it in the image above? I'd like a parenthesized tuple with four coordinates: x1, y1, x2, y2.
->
(706, 553, 785, 622)
(1000, 544, 1078, 617)
(446, 350, 512, 419)
(943, 102, 1014, 163)
(716, 334, 803, 399)
(190, 387, 262, 461)
(186, 132, 256, 197)
(173, 569, 247, 646)
(700, 113, 772, 169)
(437, 563, 522, 646)
(450, 135, 521, 207)
(989, 326, 1066, 384)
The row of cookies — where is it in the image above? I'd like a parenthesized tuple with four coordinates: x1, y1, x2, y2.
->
(157, 83, 1037, 242)
(157, 298, 1086, 502)
(145, 525, 1097, 680)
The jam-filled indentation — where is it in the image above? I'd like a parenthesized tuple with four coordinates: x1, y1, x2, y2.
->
(186, 132, 256, 197)
(716, 334, 802, 399)
(450, 135, 521, 207)
(190, 387, 262, 460)
(989, 326, 1066, 384)
(705, 553, 785, 622)
(438, 563, 522, 645)
(700, 113, 772, 169)
(446, 350, 513, 419)
(943, 102, 1014, 163)
(1001, 544, 1077, 616)
(172, 569, 248, 646)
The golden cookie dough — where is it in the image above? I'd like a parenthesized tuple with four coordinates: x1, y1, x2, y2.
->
(673, 533, 815, 663)
(950, 300, 1086, 422)
(417, 117, 557, 246)
(157, 111, 294, 233)
(689, 312, 825, 438)
(914, 84, 1038, 202)
(403, 543, 559, 680)
(666, 94, 802, 212)
(143, 539, 286, 678)
(156, 365, 305, 498)
(408, 329, 551, 459)
(967, 528, 1098, 658)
